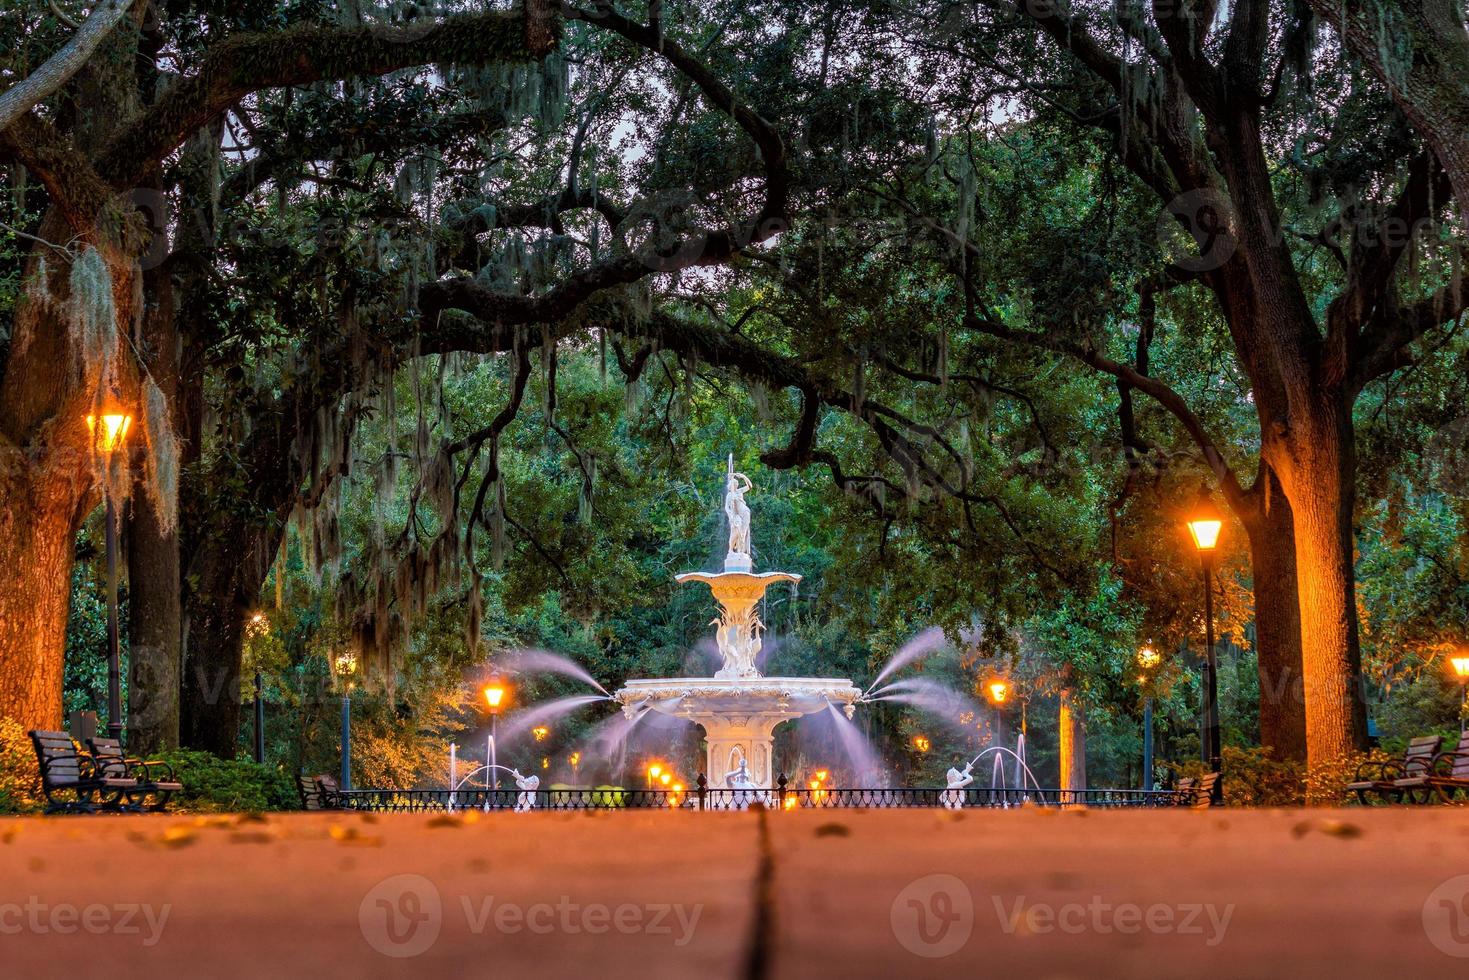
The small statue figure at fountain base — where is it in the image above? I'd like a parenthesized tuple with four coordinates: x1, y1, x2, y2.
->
(513, 770, 540, 812)
(942, 764, 975, 810)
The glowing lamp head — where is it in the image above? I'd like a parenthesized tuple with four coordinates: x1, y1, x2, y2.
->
(1451, 656, 1469, 681)
(483, 681, 507, 711)
(985, 680, 1010, 705)
(660, 772, 672, 786)
(1186, 484, 1224, 552)
(648, 764, 663, 779)
(86, 412, 132, 455)
(1137, 645, 1162, 670)
(815, 769, 829, 783)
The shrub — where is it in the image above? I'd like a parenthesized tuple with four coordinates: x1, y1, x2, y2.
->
(0, 718, 43, 814)
(1174, 746, 1306, 806)
(1305, 749, 1391, 807)
(154, 750, 297, 812)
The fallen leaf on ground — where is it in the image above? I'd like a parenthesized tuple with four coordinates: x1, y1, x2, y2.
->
(1291, 818, 1362, 839)
(330, 824, 383, 847)
(160, 826, 197, 848)
(815, 822, 851, 837)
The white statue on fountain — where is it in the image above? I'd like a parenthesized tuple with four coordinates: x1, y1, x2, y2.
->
(724, 759, 763, 809)
(512, 769, 540, 812)
(941, 763, 974, 810)
(724, 454, 753, 572)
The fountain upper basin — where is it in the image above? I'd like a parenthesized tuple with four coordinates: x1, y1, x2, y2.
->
(614, 676, 860, 721)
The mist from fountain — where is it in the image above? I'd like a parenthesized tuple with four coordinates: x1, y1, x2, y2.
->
(862, 627, 949, 695)
(573, 695, 696, 782)
(497, 694, 611, 746)
(864, 676, 986, 741)
(502, 648, 611, 695)
(822, 702, 890, 787)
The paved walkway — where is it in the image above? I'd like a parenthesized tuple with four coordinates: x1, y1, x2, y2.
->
(2, 807, 1467, 977)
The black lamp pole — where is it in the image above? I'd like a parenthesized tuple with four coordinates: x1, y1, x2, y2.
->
(105, 491, 122, 743)
(1201, 554, 1222, 778)
(253, 671, 265, 763)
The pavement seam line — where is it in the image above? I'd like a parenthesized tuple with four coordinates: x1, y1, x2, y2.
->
(742, 805, 776, 980)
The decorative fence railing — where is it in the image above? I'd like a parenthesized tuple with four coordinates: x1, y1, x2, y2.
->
(332, 780, 1189, 812)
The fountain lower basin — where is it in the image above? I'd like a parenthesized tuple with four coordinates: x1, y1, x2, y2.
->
(615, 677, 861, 790)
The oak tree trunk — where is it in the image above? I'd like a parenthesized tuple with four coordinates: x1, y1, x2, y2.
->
(0, 460, 87, 730)
(1269, 402, 1370, 766)
(126, 260, 180, 753)
(0, 214, 137, 730)
(1058, 688, 1087, 791)
(1238, 468, 1308, 762)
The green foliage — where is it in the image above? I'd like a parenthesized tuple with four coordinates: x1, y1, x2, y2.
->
(0, 718, 43, 814)
(1176, 748, 1306, 808)
(153, 750, 297, 813)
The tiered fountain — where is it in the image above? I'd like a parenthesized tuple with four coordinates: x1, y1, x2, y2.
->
(614, 458, 862, 790)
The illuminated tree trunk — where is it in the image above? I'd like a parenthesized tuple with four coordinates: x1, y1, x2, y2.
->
(1058, 689, 1086, 792)
(1238, 468, 1308, 762)
(0, 215, 136, 730)
(1267, 404, 1369, 766)
(0, 462, 88, 730)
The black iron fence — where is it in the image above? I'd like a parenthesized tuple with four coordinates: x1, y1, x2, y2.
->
(332, 777, 1191, 812)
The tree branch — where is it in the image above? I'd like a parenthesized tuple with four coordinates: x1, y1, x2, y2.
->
(0, 0, 136, 134)
(93, 5, 559, 191)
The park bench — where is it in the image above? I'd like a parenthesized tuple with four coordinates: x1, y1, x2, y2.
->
(1346, 735, 1443, 804)
(1390, 732, 1469, 804)
(297, 773, 344, 810)
(86, 737, 183, 812)
(28, 730, 142, 814)
(1172, 773, 1221, 808)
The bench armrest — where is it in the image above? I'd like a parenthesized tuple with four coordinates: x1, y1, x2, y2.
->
(1352, 760, 1401, 782)
(130, 759, 178, 783)
(1429, 751, 1469, 776)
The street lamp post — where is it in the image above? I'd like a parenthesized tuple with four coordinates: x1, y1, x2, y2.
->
(1136, 645, 1162, 791)
(1186, 484, 1224, 802)
(333, 651, 357, 790)
(1451, 655, 1469, 735)
(245, 612, 268, 764)
(484, 680, 507, 792)
(88, 410, 132, 744)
